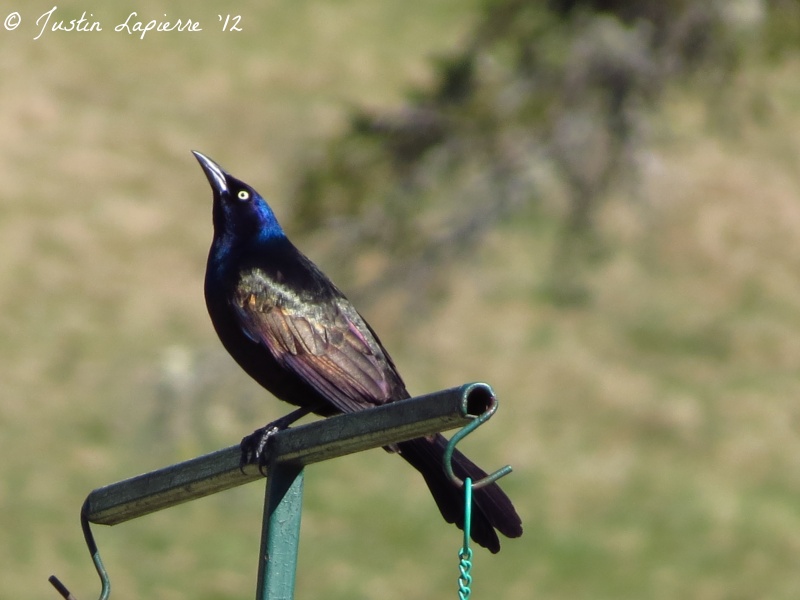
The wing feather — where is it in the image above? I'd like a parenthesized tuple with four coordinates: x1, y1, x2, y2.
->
(232, 273, 402, 414)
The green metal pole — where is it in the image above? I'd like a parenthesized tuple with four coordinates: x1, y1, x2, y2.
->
(256, 462, 305, 600)
(53, 384, 505, 600)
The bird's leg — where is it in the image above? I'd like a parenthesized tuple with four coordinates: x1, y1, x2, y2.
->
(240, 406, 314, 472)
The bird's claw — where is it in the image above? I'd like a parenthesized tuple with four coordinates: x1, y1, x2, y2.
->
(240, 424, 280, 475)
(238, 406, 315, 474)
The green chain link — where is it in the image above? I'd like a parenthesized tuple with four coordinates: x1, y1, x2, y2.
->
(457, 477, 473, 600)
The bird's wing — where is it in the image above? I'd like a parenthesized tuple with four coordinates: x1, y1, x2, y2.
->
(232, 275, 401, 414)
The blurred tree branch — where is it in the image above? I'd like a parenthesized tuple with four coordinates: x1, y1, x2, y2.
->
(289, 0, 786, 309)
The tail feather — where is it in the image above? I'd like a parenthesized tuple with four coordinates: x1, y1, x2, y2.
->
(396, 434, 522, 553)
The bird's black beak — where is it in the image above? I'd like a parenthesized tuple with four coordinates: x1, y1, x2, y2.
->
(192, 151, 229, 196)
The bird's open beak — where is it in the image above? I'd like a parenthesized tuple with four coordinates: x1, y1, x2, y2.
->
(192, 151, 229, 195)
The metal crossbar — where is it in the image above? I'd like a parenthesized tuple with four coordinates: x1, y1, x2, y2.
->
(54, 383, 499, 600)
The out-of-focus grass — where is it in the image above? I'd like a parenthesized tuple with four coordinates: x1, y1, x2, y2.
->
(4, 2, 800, 600)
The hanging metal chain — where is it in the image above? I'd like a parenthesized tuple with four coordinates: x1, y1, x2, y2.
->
(457, 477, 473, 600)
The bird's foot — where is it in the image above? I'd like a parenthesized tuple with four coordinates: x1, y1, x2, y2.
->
(240, 424, 281, 474)
(239, 406, 315, 474)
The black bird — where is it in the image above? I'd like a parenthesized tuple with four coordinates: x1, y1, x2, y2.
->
(193, 151, 522, 552)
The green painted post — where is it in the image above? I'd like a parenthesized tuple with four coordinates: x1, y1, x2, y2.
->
(256, 462, 305, 600)
(57, 385, 502, 600)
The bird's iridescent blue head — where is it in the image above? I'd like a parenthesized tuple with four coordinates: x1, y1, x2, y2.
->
(192, 151, 284, 243)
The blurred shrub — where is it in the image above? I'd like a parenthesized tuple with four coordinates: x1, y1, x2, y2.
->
(289, 0, 790, 306)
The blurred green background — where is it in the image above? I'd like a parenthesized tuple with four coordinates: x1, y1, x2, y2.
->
(4, 1, 800, 598)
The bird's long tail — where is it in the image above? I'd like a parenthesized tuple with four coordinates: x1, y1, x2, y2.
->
(396, 434, 522, 553)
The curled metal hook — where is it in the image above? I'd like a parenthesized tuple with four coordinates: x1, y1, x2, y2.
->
(49, 500, 111, 600)
(444, 383, 513, 490)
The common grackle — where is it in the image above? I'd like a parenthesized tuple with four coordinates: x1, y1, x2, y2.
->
(193, 151, 522, 552)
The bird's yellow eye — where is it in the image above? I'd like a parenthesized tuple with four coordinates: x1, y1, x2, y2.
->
(237, 190, 250, 201)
